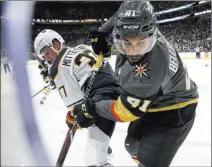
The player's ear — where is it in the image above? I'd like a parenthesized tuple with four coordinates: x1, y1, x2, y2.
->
(52, 39, 62, 52)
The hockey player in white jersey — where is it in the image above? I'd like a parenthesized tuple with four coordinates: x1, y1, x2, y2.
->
(34, 29, 122, 166)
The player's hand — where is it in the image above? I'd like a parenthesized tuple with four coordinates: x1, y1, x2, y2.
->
(40, 68, 48, 78)
(38, 63, 48, 76)
(66, 110, 76, 130)
(88, 28, 111, 58)
(38, 64, 49, 83)
(72, 98, 97, 128)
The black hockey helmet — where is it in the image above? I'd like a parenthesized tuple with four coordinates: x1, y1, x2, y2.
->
(113, 1, 157, 39)
(112, 1, 158, 63)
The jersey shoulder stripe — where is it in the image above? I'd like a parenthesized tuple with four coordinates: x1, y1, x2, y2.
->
(49, 47, 71, 79)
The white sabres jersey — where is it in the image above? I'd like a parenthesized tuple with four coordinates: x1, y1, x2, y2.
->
(53, 45, 97, 111)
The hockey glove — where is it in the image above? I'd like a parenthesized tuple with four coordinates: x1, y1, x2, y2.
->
(40, 68, 48, 78)
(72, 98, 97, 128)
(38, 64, 49, 83)
(88, 28, 111, 58)
(66, 110, 76, 130)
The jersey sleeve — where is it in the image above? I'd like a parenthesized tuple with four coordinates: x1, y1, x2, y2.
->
(94, 89, 158, 122)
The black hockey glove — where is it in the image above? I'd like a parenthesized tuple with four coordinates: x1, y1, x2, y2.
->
(72, 98, 97, 128)
(40, 69, 48, 78)
(38, 64, 49, 83)
(88, 28, 111, 58)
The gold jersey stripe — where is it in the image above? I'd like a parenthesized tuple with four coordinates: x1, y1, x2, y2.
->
(111, 97, 139, 122)
(131, 156, 140, 164)
(110, 102, 123, 122)
(148, 98, 198, 112)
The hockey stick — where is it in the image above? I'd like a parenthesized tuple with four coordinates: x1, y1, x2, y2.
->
(30, 83, 51, 99)
(56, 53, 104, 167)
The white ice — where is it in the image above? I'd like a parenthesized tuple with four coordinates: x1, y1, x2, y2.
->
(1, 56, 211, 166)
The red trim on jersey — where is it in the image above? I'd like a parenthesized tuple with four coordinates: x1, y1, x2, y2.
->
(110, 102, 124, 122)
(132, 156, 138, 160)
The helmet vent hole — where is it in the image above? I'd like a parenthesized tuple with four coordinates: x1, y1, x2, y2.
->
(142, 25, 149, 30)
(116, 25, 121, 30)
(142, 25, 152, 32)
(143, 16, 148, 20)
(115, 34, 121, 39)
(149, 33, 153, 37)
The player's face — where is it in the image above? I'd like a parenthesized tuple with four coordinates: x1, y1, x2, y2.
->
(40, 41, 62, 62)
(113, 30, 157, 63)
(122, 36, 150, 56)
(40, 46, 57, 62)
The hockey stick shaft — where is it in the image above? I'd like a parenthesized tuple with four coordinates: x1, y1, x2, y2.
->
(30, 83, 51, 99)
(56, 53, 103, 167)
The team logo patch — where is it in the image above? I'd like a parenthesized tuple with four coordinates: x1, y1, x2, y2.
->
(133, 62, 149, 81)
(91, 37, 98, 43)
